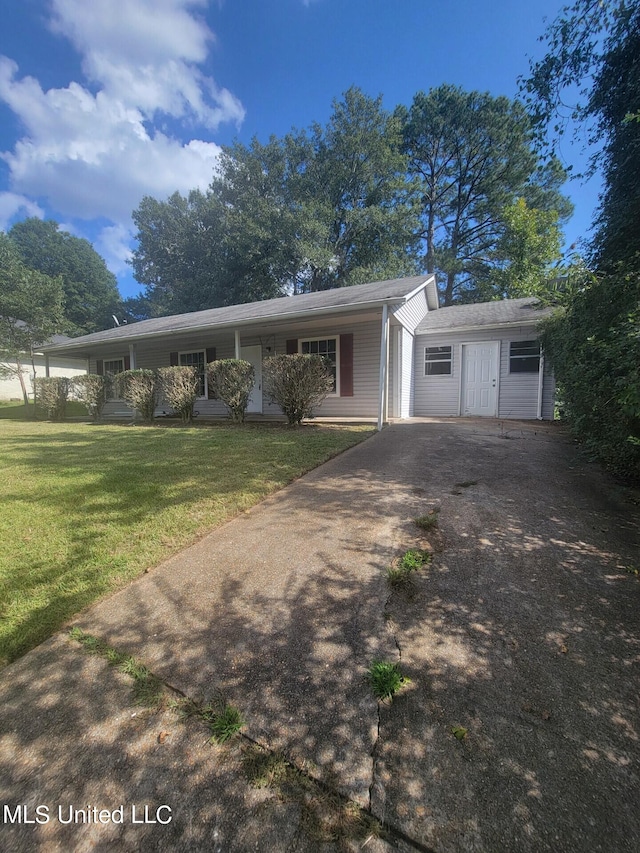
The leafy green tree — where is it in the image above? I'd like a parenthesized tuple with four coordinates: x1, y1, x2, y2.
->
(130, 88, 421, 317)
(280, 87, 421, 292)
(397, 85, 571, 304)
(488, 198, 563, 299)
(0, 233, 65, 406)
(524, 1, 640, 478)
(9, 218, 121, 335)
(541, 267, 640, 479)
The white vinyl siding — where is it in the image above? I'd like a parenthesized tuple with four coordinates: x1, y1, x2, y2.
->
(391, 289, 429, 331)
(414, 326, 554, 420)
(0, 355, 87, 401)
(90, 317, 384, 419)
(400, 327, 414, 418)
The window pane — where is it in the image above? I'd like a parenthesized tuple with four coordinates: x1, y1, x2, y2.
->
(300, 338, 337, 392)
(426, 361, 452, 376)
(510, 341, 540, 373)
(424, 346, 452, 375)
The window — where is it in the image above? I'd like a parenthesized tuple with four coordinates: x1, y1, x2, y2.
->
(180, 351, 207, 397)
(424, 346, 452, 376)
(510, 340, 540, 373)
(102, 358, 124, 399)
(301, 338, 338, 393)
(103, 358, 124, 375)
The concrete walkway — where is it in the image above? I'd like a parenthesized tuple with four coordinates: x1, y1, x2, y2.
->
(1, 419, 638, 852)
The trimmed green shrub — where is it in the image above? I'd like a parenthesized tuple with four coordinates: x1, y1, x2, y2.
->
(207, 359, 255, 423)
(72, 374, 107, 421)
(157, 365, 199, 424)
(115, 369, 159, 424)
(263, 354, 334, 425)
(34, 376, 70, 421)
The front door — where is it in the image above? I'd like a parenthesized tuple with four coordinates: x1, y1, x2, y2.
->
(241, 345, 262, 413)
(461, 342, 499, 416)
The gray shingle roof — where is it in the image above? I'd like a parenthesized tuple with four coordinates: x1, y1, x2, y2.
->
(43, 275, 432, 352)
(416, 297, 555, 334)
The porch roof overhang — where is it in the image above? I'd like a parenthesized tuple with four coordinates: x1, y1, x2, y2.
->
(42, 275, 437, 357)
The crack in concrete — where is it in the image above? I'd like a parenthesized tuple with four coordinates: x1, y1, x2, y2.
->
(69, 628, 438, 852)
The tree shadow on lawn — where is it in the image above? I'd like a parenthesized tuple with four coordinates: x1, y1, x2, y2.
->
(1, 425, 371, 663)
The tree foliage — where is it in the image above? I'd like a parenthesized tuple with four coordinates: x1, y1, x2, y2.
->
(129, 88, 421, 317)
(397, 85, 571, 304)
(0, 233, 66, 405)
(9, 218, 121, 335)
(264, 354, 334, 425)
(524, 1, 640, 479)
(541, 269, 640, 479)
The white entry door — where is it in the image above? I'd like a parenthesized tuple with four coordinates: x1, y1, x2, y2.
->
(241, 345, 262, 413)
(461, 342, 499, 416)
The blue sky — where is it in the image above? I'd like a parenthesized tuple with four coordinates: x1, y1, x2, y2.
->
(0, 0, 600, 299)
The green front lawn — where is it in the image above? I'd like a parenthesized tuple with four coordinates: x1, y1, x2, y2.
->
(0, 420, 373, 665)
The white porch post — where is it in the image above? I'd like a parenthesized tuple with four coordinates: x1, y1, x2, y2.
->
(536, 348, 545, 420)
(45, 355, 50, 378)
(234, 329, 241, 359)
(377, 304, 389, 431)
(129, 343, 136, 370)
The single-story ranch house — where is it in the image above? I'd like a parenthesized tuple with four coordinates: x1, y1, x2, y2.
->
(41, 275, 555, 428)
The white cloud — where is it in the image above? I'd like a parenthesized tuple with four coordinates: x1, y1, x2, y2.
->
(96, 223, 135, 275)
(0, 0, 244, 278)
(0, 192, 44, 231)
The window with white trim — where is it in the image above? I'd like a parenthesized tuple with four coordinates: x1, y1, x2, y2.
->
(300, 337, 338, 393)
(424, 346, 452, 376)
(179, 350, 207, 397)
(509, 340, 540, 373)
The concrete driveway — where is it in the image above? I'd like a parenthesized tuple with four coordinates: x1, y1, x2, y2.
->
(1, 418, 638, 852)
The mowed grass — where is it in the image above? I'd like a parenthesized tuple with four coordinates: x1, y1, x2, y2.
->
(0, 420, 373, 665)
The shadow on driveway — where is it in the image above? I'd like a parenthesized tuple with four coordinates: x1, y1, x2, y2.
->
(1, 419, 638, 852)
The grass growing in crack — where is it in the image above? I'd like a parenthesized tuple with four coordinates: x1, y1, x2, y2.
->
(170, 695, 244, 743)
(71, 628, 245, 740)
(242, 743, 379, 844)
(386, 548, 432, 586)
(367, 660, 409, 701)
(414, 509, 440, 532)
(208, 704, 244, 743)
(69, 627, 165, 708)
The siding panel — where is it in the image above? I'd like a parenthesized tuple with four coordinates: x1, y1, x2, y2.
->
(414, 325, 553, 420)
